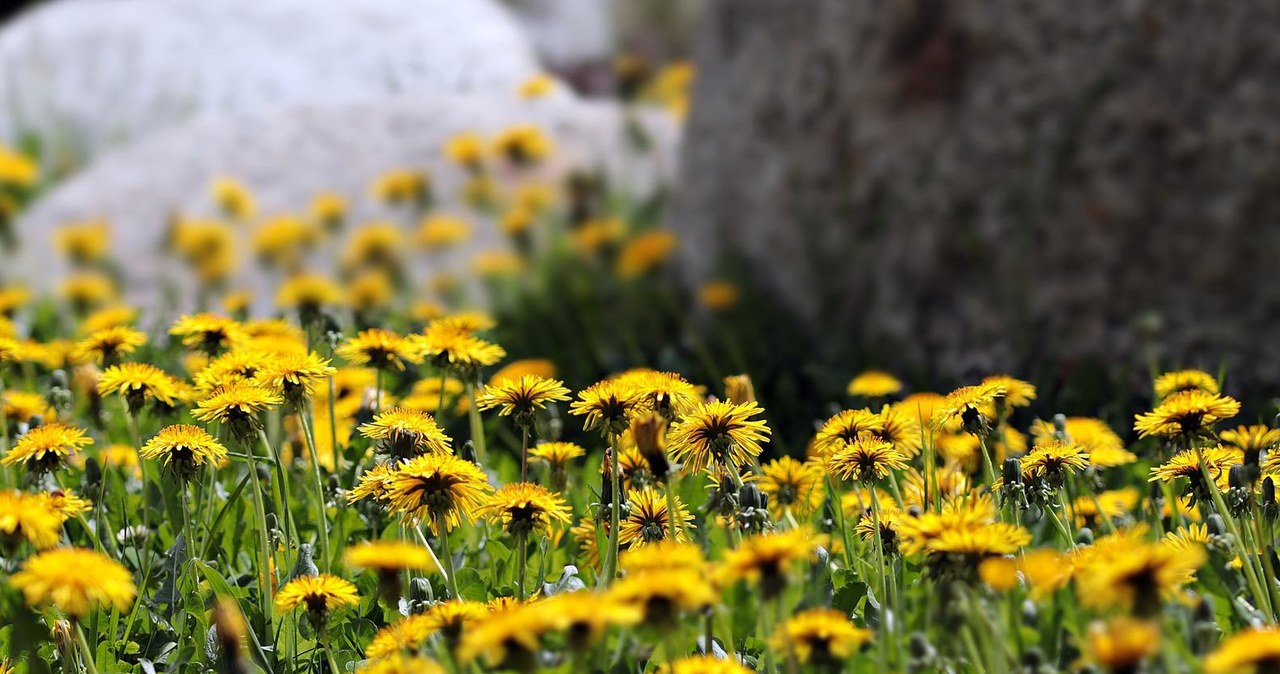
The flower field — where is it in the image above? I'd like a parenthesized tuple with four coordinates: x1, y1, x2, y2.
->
(1, 74, 1279, 674)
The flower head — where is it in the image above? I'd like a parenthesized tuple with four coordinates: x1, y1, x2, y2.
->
(847, 370, 903, 398)
(1205, 627, 1280, 674)
(812, 409, 883, 458)
(0, 490, 64, 550)
(933, 382, 1007, 434)
(253, 351, 335, 407)
(98, 363, 182, 413)
(140, 424, 228, 481)
(719, 528, 821, 598)
(275, 574, 359, 629)
(570, 379, 649, 437)
(1019, 439, 1090, 485)
(73, 326, 147, 365)
(528, 441, 585, 468)
(384, 453, 493, 533)
(613, 369, 701, 419)
(655, 657, 753, 674)
(771, 609, 874, 666)
(1150, 445, 1241, 502)
(338, 329, 423, 372)
(1154, 369, 1219, 401)
(1087, 618, 1160, 673)
(758, 456, 824, 518)
(666, 400, 770, 473)
(1076, 538, 1205, 616)
(344, 540, 439, 574)
(170, 313, 246, 355)
(476, 375, 570, 426)
(1135, 390, 1240, 440)
(2, 423, 92, 474)
(619, 487, 693, 546)
(192, 382, 283, 443)
(477, 482, 571, 537)
(11, 547, 136, 617)
(417, 321, 505, 372)
(358, 408, 452, 459)
(827, 437, 908, 483)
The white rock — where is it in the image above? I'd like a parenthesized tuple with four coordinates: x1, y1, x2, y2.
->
(12, 95, 681, 309)
(0, 0, 543, 155)
(503, 0, 616, 67)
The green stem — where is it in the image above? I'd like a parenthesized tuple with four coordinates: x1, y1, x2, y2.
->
(326, 373, 340, 474)
(601, 435, 622, 585)
(520, 426, 529, 482)
(825, 476, 855, 570)
(1199, 449, 1274, 621)
(438, 526, 461, 600)
(74, 622, 101, 674)
(259, 429, 298, 547)
(466, 381, 488, 466)
(299, 408, 331, 572)
(516, 530, 528, 600)
(245, 439, 275, 645)
(665, 475, 682, 542)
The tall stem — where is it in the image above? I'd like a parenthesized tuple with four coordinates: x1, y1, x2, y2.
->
(465, 381, 488, 466)
(326, 373, 340, 474)
(605, 436, 622, 583)
(259, 429, 298, 546)
(516, 530, 529, 600)
(74, 622, 101, 674)
(244, 439, 275, 642)
(300, 408, 331, 572)
(520, 426, 529, 482)
(1200, 449, 1274, 621)
(438, 526, 461, 600)
(665, 475, 682, 541)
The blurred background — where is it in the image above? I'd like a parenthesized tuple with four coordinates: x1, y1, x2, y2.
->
(1, 0, 1277, 444)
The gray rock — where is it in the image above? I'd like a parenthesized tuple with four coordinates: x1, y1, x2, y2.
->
(0, 0, 543, 157)
(12, 94, 680, 310)
(503, 0, 616, 68)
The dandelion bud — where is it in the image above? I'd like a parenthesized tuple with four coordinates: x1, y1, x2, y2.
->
(1263, 477, 1279, 521)
(1052, 414, 1068, 440)
(724, 374, 756, 405)
(1230, 465, 1250, 490)
(409, 577, 433, 604)
(51, 619, 76, 662)
(1075, 527, 1094, 546)
(1002, 457, 1022, 486)
(631, 413, 669, 481)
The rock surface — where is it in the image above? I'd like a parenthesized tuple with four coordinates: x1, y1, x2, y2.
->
(0, 0, 542, 155)
(503, 0, 616, 68)
(670, 0, 1280, 395)
(12, 95, 680, 309)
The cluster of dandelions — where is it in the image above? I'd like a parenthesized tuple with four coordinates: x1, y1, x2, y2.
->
(5, 72, 1280, 674)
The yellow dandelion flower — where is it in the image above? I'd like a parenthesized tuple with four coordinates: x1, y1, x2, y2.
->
(812, 409, 884, 459)
(1150, 445, 1241, 495)
(366, 613, 437, 658)
(458, 602, 553, 669)
(347, 463, 398, 506)
(0, 285, 31, 317)
(99, 444, 140, 475)
(275, 574, 359, 626)
(847, 370, 903, 398)
(1030, 416, 1134, 468)
(98, 363, 182, 413)
(77, 306, 137, 336)
(569, 379, 649, 437)
(982, 374, 1037, 408)
(338, 329, 423, 372)
(697, 280, 739, 311)
(828, 436, 908, 483)
(1154, 369, 1219, 401)
(344, 541, 439, 574)
(492, 124, 554, 165)
(1019, 439, 1090, 482)
(758, 456, 824, 518)
(170, 314, 246, 355)
(59, 272, 117, 310)
(666, 400, 770, 473)
(253, 351, 335, 407)
(718, 528, 820, 597)
(616, 230, 678, 278)
(528, 441, 585, 468)
(1204, 627, 1280, 674)
(0, 490, 64, 550)
(477, 482, 572, 536)
(1087, 618, 1161, 672)
(384, 453, 493, 533)
(370, 168, 430, 207)
(609, 568, 716, 630)
(11, 547, 135, 617)
(771, 609, 873, 666)
(73, 326, 147, 365)
(251, 214, 320, 267)
(276, 273, 344, 312)
(191, 382, 283, 442)
(1076, 539, 1205, 616)
(723, 374, 756, 405)
(54, 220, 111, 264)
(342, 221, 403, 270)
(355, 654, 445, 674)
(612, 369, 701, 419)
(140, 424, 228, 481)
(309, 191, 348, 228)
(477, 375, 570, 428)
(618, 487, 693, 546)
(517, 73, 556, 99)
(655, 656, 753, 674)
(210, 177, 256, 220)
(1223, 424, 1280, 457)
(4, 391, 54, 424)
(2, 423, 92, 474)
(933, 382, 1007, 433)
(358, 408, 451, 458)
(1134, 390, 1240, 440)
(444, 132, 486, 171)
(416, 214, 472, 250)
(416, 321, 505, 371)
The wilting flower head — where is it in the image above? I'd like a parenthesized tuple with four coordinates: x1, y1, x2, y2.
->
(0, 489, 64, 550)
(140, 424, 228, 481)
(1134, 390, 1240, 441)
(666, 400, 770, 474)
(170, 314, 246, 355)
(337, 329, 423, 372)
(1204, 627, 1280, 674)
(97, 363, 182, 414)
(384, 452, 493, 533)
(772, 609, 873, 668)
(358, 408, 451, 460)
(253, 351, 336, 408)
(477, 375, 570, 427)
(827, 437, 908, 483)
(73, 326, 147, 366)
(2, 423, 92, 474)
(570, 379, 649, 437)
(477, 482, 572, 537)
(846, 370, 903, 398)
(191, 382, 283, 443)
(275, 573, 360, 631)
(11, 547, 136, 618)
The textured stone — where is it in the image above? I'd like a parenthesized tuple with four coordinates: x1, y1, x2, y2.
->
(12, 95, 680, 309)
(670, 0, 1280, 394)
(503, 0, 616, 68)
(0, 0, 542, 155)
